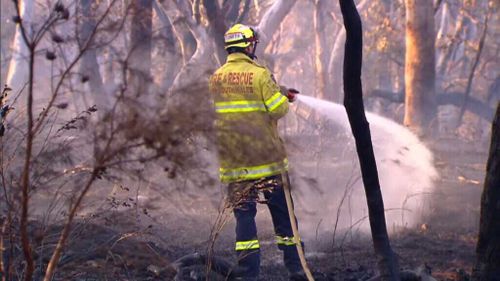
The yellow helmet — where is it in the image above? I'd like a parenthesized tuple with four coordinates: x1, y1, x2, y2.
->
(224, 24, 258, 50)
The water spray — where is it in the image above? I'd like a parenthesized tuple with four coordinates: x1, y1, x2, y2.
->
(291, 94, 438, 235)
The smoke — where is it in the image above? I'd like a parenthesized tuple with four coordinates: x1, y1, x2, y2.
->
(287, 95, 438, 243)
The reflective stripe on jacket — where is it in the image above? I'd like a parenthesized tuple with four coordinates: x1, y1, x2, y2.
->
(209, 53, 289, 183)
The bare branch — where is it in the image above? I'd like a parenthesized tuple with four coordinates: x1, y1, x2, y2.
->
(33, 0, 119, 136)
(458, 12, 490, 125)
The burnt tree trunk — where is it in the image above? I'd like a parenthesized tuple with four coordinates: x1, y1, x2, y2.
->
(339, 0, 400, 280)
(472, 103, 500, 281)
(404, 0, 437, 135)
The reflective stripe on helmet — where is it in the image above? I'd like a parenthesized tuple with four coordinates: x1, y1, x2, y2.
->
(220, 159, 288, 182)
(215, 100, 266, 113)
(224, 24, 257, 49)
(224, 32, 245, 42)
(276, 235, 299, 246)
(235, 239, 260, 251)
(265, 92, 288, 112)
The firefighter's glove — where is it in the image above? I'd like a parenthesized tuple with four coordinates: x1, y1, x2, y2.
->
(280, 86, 299, 103)
(286, 88, 299, 103)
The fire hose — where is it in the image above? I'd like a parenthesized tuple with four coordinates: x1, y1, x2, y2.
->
(281, 86, 314, 280)
(281, 171, 314, 281)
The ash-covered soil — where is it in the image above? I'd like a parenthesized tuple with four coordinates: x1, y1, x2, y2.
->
(5, 138, 487, 281)
(23, 210, 479, 281)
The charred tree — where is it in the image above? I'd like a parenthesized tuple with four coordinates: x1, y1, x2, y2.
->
(472, 103, 500, 281)
(339, 0, 400, 280)
(404, 0, 437, 135)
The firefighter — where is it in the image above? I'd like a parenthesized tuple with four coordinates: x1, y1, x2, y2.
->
(209, 24, 306, 281)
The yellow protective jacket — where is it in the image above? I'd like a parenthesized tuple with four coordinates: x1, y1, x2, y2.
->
(209, 53, 289, 183)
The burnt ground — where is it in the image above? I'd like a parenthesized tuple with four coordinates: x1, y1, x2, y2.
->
(4, 137, 488, 281)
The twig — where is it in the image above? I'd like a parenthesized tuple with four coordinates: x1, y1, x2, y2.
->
(19, 20, 36, 281)
(206, 198, 233, 280)
(315, 219, 322, 243)
(332, 171, 361, 249)
(42, 168, 100, 281)
(33, 0, 119, 136)
(400, 191, 435, 227)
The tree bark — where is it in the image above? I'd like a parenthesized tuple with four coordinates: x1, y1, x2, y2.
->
(79, 0, 109, 111)
(166, 1, 213, 95)
(225, 0, 241, 24)
(472, 103, 500, 281)
(327, 0, 368, 102)
(128, 0, 153, 97)
(257, 0, 298, 55)
(235, 0, 251, 23)
(458, 13, 489, 125)
(167, 0, 197, 65)
(404, 0, 437, 135)
(152, 0, 181, 94)
(203, 0, 227, 65)
(486, 76, 500, 105)
(370, 89, 496, 122)
(327, 27, 345, 103)
(6, 0, 33, 93)
(313, 0, 329, 100)
(339, 0, 399, 280)
(436, 3, 462, 79)
(435, 0, 451, 90)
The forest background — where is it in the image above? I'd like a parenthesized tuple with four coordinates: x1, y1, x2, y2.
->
(0, 0, 498, 280)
